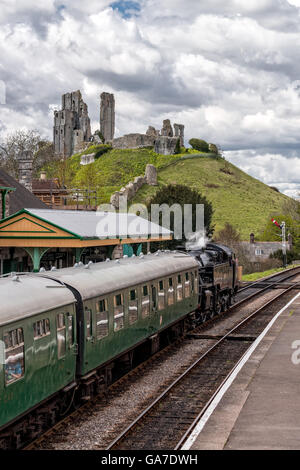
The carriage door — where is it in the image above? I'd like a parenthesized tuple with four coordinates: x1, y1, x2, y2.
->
(151, 284, 158, 314)
(56, 311, 76, 383)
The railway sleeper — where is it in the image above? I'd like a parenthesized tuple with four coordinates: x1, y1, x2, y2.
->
(188, 333, 256, 341)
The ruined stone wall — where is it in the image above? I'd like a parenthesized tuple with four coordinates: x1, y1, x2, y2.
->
(110, 164, 157, 209)
(154, 136, 178, 155)
(112, 133, 156, 149)
(174, 123, 184, 147)
(112, 120, 184, 155)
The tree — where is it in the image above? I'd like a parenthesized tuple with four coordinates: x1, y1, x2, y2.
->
(146, 184, 214, 250)
(214, 222, 241, 249)
(261, 213, 299, 243)
(0, 129, 54, 179)
(34, 141, 56, 177)
(189, 138, 209, 152)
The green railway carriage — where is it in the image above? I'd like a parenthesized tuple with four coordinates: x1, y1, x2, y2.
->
(0, 275, 77, 433)
(45, 252, 200, 378)
(0, 252, 199, 445)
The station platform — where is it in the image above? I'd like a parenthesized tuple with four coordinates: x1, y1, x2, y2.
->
(184, 292, 300, 450)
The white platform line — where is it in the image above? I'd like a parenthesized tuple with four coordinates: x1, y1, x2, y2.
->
(181, 291, 300, 450)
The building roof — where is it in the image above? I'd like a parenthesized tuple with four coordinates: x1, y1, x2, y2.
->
(32, 179, 62, 192)
(0, 208, 172, 251)
(0, 169, 47, 214)
(25, 208, 172, 239)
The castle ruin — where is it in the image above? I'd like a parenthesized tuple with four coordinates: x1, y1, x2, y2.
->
(53, 90, 91, 158)
(112, 119, 184, 155)
(53, 89, 185, 156)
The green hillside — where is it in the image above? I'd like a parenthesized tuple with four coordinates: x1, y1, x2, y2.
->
(45, 145, 199, 202)
(45, 146, 295, 240)
(131, 155, 294, 239)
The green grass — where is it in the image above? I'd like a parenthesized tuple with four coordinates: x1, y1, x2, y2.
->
(45, 147, 294, 238)
(242, 265, 297, 281)
(131, 155, 293, 239)
(45, 146, 204, 204)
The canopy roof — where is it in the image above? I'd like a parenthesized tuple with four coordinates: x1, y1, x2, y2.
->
(0, 208, 172, 248)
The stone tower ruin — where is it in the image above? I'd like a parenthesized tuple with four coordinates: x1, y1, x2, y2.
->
(174, 123, 184, 147)
(100, 92, 115, 143)
(53, 90, 91, 158)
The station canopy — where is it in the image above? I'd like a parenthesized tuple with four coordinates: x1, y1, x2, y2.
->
(0, 208, 172, 271)
(0, 207, 172, 246)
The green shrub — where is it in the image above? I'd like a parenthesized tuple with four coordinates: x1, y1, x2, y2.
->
(94, 144, 112, 159)
(189, 138, 209, 152)
(270, 248, 300, 264)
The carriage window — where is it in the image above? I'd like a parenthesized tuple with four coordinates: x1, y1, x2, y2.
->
(33, 319, 50, 339)
(114, 294, 124, 331)
(185, 272, 190, 297)
(57, 313, 66, 358)
(96, 299, 109, 339)
(4, 328, 25, 385)
(168, 277, 175, 306)
(158, 280, 165, 311)
(129, 289, 138, 324)
(85, 308, 92, 339)
(142, 285, 150, 318)
(177, 274, 183, 301)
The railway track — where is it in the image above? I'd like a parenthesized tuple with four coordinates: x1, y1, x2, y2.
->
(24, 267, 300, 450)
(106, 281, 300, 450)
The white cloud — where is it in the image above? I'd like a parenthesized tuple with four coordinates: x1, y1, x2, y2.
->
(1, 1, 300, 196)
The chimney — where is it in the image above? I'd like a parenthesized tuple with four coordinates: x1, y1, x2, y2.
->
(250, 233, 255, 244)
(40, 171, 47, 181)
(18, 150, 33, 192)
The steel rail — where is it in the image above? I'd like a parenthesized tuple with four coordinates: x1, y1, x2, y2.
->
(237, 264, 300, 293)
(106, 281, 299, 450)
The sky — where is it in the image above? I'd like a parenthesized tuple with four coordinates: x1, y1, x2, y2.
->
(1, 1, 300, 196)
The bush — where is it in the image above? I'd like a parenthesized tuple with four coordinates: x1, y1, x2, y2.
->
(189, 138, 209, 152)
(94, 144, 112, 159)
(270, 248, 300, 264)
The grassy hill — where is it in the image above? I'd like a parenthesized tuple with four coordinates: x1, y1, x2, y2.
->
(45, 146, 295, 240)
(132, 155, 294, 239)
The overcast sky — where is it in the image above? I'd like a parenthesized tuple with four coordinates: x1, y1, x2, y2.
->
(1, 0, 300, 196)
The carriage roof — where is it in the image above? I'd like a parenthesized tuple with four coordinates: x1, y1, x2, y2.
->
(42, 252, 199, 300)
(0, 275, 75, 327)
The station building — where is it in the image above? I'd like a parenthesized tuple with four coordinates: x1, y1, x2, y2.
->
(0, 206, 172, 274)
